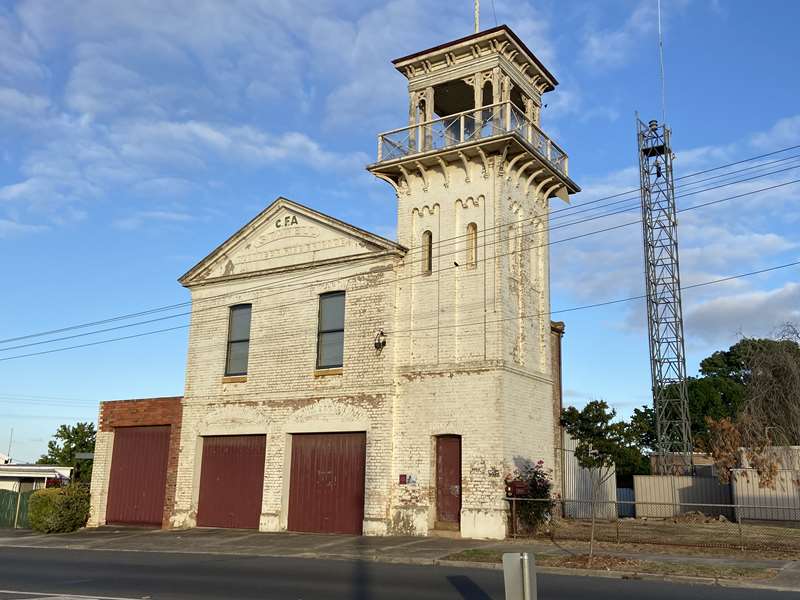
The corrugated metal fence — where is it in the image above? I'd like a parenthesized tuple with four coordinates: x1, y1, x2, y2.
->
(561, 436, 617, 519)
(633, 475, 734, 519)
(732, 469, 800, 521)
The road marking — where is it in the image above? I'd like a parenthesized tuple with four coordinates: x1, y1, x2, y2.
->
(0, 590, 142, 600)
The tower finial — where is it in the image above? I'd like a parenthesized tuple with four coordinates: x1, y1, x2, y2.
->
(474, 0, 479, 33)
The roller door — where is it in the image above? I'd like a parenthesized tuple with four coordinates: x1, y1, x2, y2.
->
(288, 432, 366, 535)
(106, 425, 171, 526)
(197, 435, 266, 529)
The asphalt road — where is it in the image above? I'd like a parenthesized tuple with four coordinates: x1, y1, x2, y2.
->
(0, 547, 795, 600)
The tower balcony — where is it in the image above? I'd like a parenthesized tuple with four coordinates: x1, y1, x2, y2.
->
(374, 101, 572, 182)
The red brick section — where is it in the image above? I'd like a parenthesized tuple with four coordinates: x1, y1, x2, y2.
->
(99, 396, 182, 529)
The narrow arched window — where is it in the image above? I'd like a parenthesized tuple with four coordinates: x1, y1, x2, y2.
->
(422, 230, 432, 274)
(466, 222, 478, 267)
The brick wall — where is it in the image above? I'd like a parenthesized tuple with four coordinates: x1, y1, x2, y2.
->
(173, 249, 399, 534)
(90, 396, 182, 529)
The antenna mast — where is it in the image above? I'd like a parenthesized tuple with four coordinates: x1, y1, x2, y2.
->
(637, 1, 692, 475)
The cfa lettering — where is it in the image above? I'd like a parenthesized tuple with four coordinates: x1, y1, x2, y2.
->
(276, 215, 299, 228)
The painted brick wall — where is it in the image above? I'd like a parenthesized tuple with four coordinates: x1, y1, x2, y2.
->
(89, 396, 182, 529)
(172, 250, 399, 535)
(388, 152, 564, 539)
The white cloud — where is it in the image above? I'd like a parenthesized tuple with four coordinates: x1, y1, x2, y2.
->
(751, 115, 800, 150)
(685, 282, 800, 345)
(0, 218, 47, 237)
(579, 0, 690, 70)
(0, 86, 49, 124)
(580, 1, 657, 68)
(552, 113, 800, 349)
(113, 210, 194, 231)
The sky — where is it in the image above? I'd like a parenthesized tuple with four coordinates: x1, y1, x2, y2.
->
(1, 0, 799, 463)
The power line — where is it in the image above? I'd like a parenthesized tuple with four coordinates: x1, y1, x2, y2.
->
(2, 156, 796, 355)
(3, 143, 798, 347)
(1, 178, 797, 363)
(3, 173, 799, 354)
(3, 173, 798, 355)
(55, 257, 800, 405)
(384, 260, 800, 336)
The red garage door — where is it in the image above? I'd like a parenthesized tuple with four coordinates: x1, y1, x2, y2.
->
(288, 432, 366, 535)
(197, 435, 266, 529)
(106, 425, 171, 526)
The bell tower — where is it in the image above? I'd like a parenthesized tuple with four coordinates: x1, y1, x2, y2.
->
(369, 26, 580, 539)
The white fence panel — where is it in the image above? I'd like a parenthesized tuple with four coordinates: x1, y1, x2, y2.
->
(732, 469, 800, 521)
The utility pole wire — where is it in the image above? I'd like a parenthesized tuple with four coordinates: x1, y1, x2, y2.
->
(2, 143, 798, 348)
(2, 173, 798, 356)
(3, 258, 795, 364)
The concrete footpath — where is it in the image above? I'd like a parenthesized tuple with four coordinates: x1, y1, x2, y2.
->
(1, 527, 798, 593)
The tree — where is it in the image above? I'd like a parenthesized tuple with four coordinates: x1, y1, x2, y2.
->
(629, 405, 657, 453)
(38, 422, 96, 483)
(630, 341, 750, 454)
(706, 325, 800, 484)
(562, 400, 639, 558)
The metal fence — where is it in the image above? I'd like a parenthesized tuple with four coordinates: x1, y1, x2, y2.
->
(0, 489, 32, 528)
(506, 497, 800, 552)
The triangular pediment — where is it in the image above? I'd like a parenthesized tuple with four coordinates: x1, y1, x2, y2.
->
(179, 197, 405, 286)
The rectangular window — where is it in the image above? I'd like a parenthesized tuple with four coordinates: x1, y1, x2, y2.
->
(316, 291, 345, 369)
(225, 304, 252, 376)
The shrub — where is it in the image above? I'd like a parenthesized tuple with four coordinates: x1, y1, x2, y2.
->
(507, 460, 554, 532)
(28, 484, 90, 533)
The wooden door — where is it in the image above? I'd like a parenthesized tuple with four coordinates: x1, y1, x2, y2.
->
(436, 435, 462, 527)
(197, 435, 266, 529)
(106, 425, 171, 526)
(288, 432, 366, 535)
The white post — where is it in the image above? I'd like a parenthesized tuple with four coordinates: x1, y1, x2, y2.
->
(13, 481, 22, 529)
(503, 552, 537, 600)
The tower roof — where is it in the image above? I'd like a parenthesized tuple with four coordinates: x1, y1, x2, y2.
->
(392, 25, 557, 93)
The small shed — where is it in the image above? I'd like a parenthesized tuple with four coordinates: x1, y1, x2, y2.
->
(0, 464, 73, 528)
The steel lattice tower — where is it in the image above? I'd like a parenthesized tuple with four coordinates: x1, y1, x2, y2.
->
(637, 117, 693, 473)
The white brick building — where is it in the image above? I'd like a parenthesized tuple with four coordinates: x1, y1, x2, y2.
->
(90, 25, 578, 540)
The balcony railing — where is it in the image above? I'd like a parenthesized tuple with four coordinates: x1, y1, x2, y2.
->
(376, 101, 568, 176)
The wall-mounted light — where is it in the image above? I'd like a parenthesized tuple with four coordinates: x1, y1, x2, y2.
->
(374, 330, 387, 352)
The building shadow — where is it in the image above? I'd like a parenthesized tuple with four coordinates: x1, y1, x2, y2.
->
(352, 535, 370, 600)
(446, 575, 493, 600)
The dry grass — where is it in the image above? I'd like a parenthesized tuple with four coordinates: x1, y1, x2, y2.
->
(537, 517, 800, 555)
(443, 549, 778, 581)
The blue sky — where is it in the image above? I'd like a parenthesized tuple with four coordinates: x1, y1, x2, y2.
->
(1, 0, 799, 462)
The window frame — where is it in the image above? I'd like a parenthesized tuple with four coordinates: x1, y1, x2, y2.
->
(422, 230, 433, 275)
(466, 222, 478, 267)
(316, 291, 346, 370)
(224, 303, 252, 377)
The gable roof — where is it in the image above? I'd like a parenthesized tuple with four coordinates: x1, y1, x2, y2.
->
(179, 197, 405, 286)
